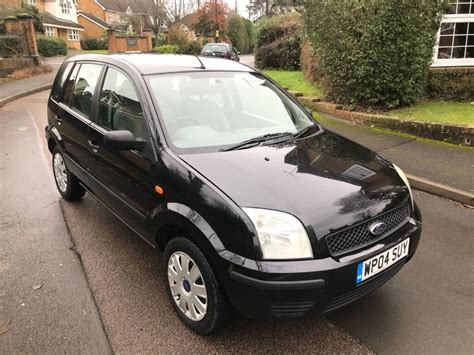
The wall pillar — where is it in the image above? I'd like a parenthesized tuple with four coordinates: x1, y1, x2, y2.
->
(4, 14, 39, 62)
(107, 28, 117, 53)
(143, 29, 153, 51)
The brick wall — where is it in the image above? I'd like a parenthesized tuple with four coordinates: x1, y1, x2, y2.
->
(107, 30, 152, 53)
(78, 16, 106, 39)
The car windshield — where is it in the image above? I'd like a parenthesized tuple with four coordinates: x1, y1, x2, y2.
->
(202, 44, 228, 53)
(147, 71, 316, 152)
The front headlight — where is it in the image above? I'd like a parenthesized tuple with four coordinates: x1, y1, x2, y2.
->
(393, 164, 414, 209)
(242, 208, 313, 260)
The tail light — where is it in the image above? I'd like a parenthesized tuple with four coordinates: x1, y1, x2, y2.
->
(224, 52, 231, 59)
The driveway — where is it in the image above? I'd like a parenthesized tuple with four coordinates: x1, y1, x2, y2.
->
(239, 54, 255, 68)
(1, 90, 473, 354)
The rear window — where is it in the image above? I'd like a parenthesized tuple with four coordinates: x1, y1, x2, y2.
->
(52, 62, 73, 101)
(202, 44, 228, 53)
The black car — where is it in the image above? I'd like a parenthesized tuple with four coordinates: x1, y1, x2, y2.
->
(200, 43, 240, 61)
(45, 54, 421, 334)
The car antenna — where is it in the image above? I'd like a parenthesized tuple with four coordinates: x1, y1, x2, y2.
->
(190, 46, 206, 70)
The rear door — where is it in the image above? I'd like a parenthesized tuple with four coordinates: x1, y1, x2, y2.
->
(86, 65, 161, 238)
(54, 62, 104, 184)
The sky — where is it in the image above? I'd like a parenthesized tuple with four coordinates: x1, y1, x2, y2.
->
(223, 0, 250, 18)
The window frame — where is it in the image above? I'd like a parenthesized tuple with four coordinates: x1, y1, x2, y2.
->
(65, 62, 105, 121)
(51, 61, 74, 102)
(432, 1, 474, 67)
(67, 29, 80, 41)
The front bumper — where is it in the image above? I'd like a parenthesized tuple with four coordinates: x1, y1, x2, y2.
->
(219, 217, 421, 318)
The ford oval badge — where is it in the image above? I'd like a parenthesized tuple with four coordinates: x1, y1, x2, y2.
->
(368, 221, 387, 236)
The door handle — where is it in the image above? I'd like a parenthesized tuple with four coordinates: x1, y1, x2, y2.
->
(88, 139, 99, 153)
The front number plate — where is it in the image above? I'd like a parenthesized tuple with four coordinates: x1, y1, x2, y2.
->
(356, 239, 410, 284)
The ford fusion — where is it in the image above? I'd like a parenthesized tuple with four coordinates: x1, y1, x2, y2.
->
(45, 54, 422, 334)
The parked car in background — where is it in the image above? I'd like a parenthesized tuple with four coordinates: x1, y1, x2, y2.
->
(45, 54, 421, 335)
(200, 43, 240, 61)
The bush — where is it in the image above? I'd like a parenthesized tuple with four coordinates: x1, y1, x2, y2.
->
(36, 36, 67, 57)
(425, 69, 474, 101)
(179, 40, 202, 54)
(255, 13, 302, 70)
(304, 0, 448, 109)
(168, 24, 189, 48)
(153, 44, 180, 54)
(0, 35, 22, 57)
(80, 38, 108, 50)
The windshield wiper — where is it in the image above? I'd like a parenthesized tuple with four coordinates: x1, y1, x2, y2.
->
(220, 132, 294, 152)
(293, 124, 318, 139)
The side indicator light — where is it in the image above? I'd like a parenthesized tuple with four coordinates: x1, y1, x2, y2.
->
(154, 185, 164, 195)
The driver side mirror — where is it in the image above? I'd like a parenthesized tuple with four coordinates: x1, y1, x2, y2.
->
(104, 130, 146, 151)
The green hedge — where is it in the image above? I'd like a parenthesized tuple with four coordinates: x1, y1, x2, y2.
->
(153, 44, 179, 54)
(80, 38, 108, 50)
(255, 13, 302, 70)
(0, 35, 22, 57)
(304, 0, 448, 109)
(36, 36, 67, 57)
(153, 41, 202, 55)
(425, 69, 474, 101)
(227, 15, 256, 54)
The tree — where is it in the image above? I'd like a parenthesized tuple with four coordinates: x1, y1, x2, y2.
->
(227, 13, 256, 53)
(193, 0, 228, 37)
(136, 0, 168, 37)
(167, 0, 194, 24)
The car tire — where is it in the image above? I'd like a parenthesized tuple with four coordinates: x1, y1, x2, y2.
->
(52, 146, 85, 201)
(163, 237, 229, 335)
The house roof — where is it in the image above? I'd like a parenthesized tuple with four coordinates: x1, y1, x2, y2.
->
(180, 12, 198, 28)
(96, 0, 144, 14)
(40, 12, 85, 30)
(77, 11, 108, 28)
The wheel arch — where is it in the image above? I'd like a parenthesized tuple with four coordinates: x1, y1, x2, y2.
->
(154, 203, 225, 258)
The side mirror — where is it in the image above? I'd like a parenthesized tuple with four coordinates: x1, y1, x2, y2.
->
(237, 51, 240, 55)
(104, 130, 146, 151)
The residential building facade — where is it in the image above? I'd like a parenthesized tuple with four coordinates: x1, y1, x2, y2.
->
(433, 0, 474, 67)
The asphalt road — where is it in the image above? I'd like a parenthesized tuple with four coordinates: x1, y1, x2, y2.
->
(2, 91, 473, 354)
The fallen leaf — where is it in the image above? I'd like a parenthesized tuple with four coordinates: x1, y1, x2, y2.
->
(0, 318, 11, 335)
(32, 285, 42, 291)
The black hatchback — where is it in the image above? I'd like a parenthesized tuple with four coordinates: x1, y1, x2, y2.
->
(45, 54, 422, 334)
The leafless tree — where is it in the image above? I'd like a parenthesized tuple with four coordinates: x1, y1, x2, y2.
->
(135, 0, 169, 36)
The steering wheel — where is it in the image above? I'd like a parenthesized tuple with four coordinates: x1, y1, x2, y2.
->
(167, 116, 200, 135)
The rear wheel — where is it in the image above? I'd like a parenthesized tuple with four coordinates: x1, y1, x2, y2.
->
(52, 147, 85, 201)
(163, 237, 229, 334)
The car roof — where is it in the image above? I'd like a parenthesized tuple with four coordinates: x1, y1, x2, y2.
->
(65, 53, 253, 75)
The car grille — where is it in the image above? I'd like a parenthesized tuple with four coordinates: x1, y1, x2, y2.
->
(323, 261, 404, 313)
(326, 204, 410, 256)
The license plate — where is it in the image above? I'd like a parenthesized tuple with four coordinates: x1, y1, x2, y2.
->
(356, 239, 410, 284)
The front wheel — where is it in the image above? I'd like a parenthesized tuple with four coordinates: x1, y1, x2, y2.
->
(163, 237, 229, 334)
(52, 147, 85, 201)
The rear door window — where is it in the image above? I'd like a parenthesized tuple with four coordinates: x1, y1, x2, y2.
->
(69, 63, 103, 118)
(52, 62, 73, 102)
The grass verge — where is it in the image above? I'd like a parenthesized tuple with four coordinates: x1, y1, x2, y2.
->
(384, 101, 474, 126)
(264, 70, 323, 98)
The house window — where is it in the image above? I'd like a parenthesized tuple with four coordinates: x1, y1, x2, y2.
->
(25, 0, 36, 5)
(60, 0, 71, 14)
(67, 29, 80, 41)
(437, 22, 474, 59)
(446, 1, 474, 15)
(45, 26, 54, 37)
(108, 13, 113, 21)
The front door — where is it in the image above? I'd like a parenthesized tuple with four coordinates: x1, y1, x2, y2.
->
(87, 65, 160, 240)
